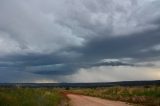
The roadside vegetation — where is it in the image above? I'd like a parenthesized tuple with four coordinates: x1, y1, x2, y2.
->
(0, 86, 159, 106)
(0, 87, 67, 106)
(68, 85, 160, 106)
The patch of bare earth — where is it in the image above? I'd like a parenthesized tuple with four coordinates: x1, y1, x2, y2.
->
(67, 94, 132, 106)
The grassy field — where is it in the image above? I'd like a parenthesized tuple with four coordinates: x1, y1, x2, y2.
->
(68, 85, 160, 106)
(0, 88, 67, 106)
(0, 86, 159, 106)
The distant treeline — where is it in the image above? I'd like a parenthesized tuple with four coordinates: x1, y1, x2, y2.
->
(0, 80, 159, 88)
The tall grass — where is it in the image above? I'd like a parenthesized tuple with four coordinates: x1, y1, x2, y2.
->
(0, 88, 63, 106)
(69, 86, 160, 106)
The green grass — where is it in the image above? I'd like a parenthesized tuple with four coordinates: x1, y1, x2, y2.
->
(0, 88, 64, 106)
(68, 86, 160, 106)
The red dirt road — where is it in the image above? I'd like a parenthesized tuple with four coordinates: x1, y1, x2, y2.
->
(67, 94, 132, 106)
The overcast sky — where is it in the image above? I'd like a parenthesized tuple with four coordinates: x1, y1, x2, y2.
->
(0, 0, 160, 83)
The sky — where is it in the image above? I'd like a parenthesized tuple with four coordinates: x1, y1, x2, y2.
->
(0, 0, 160, 83)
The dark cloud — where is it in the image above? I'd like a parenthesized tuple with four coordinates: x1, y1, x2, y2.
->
(0, 0, 160, 82)
(33, 60, 134, 75)
(0, 26, 160, 77)
(92, 61, 134, 67)
(74, 28, 160, 61)
(27, 26, 160, 75)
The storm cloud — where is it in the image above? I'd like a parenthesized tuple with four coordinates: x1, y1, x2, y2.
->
(0, 0, 160, 82)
